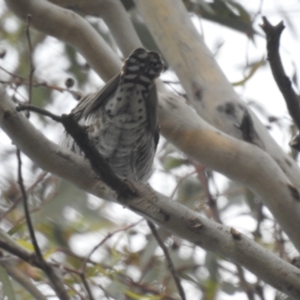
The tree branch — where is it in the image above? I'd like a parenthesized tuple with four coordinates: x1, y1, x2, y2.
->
(48, 0, 142, 57)
(0, 229, 70, 299)
(134, 0, 300, 193)
(4, 0, 121, 81)
(3, 2, 300, 298)
(16, 149, 43, 259)
(17, 104, 136, 199)
(16, 149, 70, 299)
(260, 17, 300, 150)
(1, 87, 300, 299)
(147, 221, 186, 300)
(0, 260, 47, 300)
(158, 92, 300, 252)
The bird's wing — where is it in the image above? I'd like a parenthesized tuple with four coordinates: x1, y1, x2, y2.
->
(72, 73, 121, 120)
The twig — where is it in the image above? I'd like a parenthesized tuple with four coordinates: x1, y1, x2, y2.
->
(79, 273, 94, 300)
(15, 149, 69, 299)
(194, 164, 258, 299)
(80, 219, 142, 273)
(64, 281, 86, 300)
(16, 104, 136, 199)
(236, 265, 255, 300)
(170, 170, 197, 199)
(26, 14, 34, 104)
(260, 17, 300, 150)
(195, 164, 222, 223)
(16, 104, 62, 122)
(0, 240, 38, 267)
(147, 221, 186, 300)
(1, 260, 47, 300)
(0, 65, 81, 99)
(16, 149, 43, 260)
(89, 279, 113, 300)
(0, 236, 70, 300)
(78, 219, 142, 299)
(253, 202, 264, 238)
(0, 172, 48, 222)
(25, 14, 35, 118)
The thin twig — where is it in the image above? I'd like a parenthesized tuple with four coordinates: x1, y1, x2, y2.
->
(78, 219, 143, 299)
(0, 240, 38, 267)
(25, 14, 34, 118)
(147, 221, 186, 300)
(170, 170, 197, 199)
(0, 65, 81, 98)
(0, 172, 48, 221)
(89, 279, 113, 300)
(253, 202, 264, 238)
(194, 164, 222, 223)
(16, 104, 63, 122)
(16, 151, 69, 299)
(16, 149, 43, 260)
(80, 219, 143, 274)
(79, 273, 94, 300)
(236, 265, 255, 300)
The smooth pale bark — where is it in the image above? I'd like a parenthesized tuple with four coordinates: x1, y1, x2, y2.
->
(49, 0, 143, 57)
(134, 0, 300, 193)
(1, 87, 300, 298)
(5, 0, 121, 81)
(40, 1, 300, 250)
(3, 1, 300, 297)
(158, 92, 300, 252)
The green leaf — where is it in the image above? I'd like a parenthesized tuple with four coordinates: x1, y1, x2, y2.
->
(188, 0, 256, 37)
(162, 157, 188, 171)
(222, 281, 239, 295)
(203, 277, 219, 300)
(195, 0, 216, 14)
(16, 239, 34, 252)
(177, 177, 202, 207)
(232, 57, 266, 86)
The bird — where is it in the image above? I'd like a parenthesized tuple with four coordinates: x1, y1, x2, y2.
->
(63, 48, 164, 182)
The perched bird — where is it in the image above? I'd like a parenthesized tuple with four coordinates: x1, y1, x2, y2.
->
(63, 48, 164, 182)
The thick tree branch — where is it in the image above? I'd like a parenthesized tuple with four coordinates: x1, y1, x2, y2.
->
(2, 87, 300, 298)
(134, 0, 300, 193)
(5, 0, 300, 200)
(158, 92, 300, 252)
(3, 1, 300, 297)
(3, 84, 300, 255)
(48, 0, 142, 57)
(4, 0, 121, 81)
